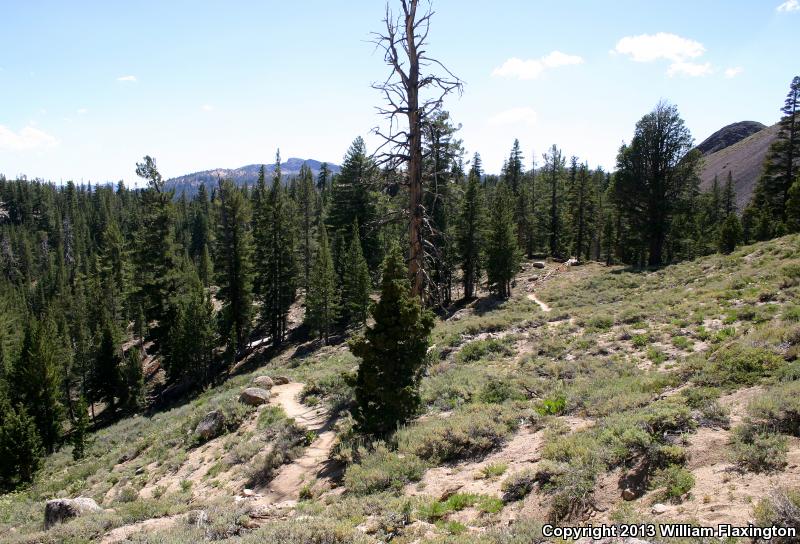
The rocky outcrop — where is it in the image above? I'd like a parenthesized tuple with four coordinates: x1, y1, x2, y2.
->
(239, 387, 271, 406)
(194, 410, 225, 441)
(272, 376, 290, 385)
(696, 121, 766, 156)
(44, 497, 102, 529)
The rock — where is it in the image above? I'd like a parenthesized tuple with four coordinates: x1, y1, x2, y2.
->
(239, 387, 270, 406)
(135, 466, 145, 476)
(243, 488, 255, 497)
(532, 261, 546, 269)
(44, 497, 102, 529)
(272, 376, 290, 385)
(438, 485, 462, 501)
(252, 375, 274, 388)
(622, 488, 636, 501)
(651, 503, 668, 515)
(194, 410, 226, 440)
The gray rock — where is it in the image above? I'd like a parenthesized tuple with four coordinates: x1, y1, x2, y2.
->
(45, 497, 102, 529)
(194, 410, 226, 440)
(651, 503, 668, 514)
(272, 376, 290, 385)
(622, 488, 636, 501)
(252, 375, 274, 388)
(239, 387, 270, 406)
(532, 261, 546, 269)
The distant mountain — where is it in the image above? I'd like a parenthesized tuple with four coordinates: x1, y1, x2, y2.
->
(696, 121, 766, 155)
(165, 158, 341, 197)
(698, 122, 779, 210)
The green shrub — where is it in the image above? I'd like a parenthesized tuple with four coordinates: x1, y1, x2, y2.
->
(477, 495, 504, 514)
(344, 443, 426, 495)
(632, 334, 650, 348)
(747, 381, 800, 436)
(651, 465, 694, 503)
(480, 462, 508, 479)
(647, 347, 666, 364)
(753, 489, 800, 544)
(479, 380, 521, 404)
(695, 346, 785, 387)
(501, 469, 537, 502)
(783, 305, 800, 323)
(536, 395, 566, 416)
(586, 315, 614, 331)
(396, 404, 517, 464)
(730, 425, 788, 473)
(671, 336, 693, 350)
(457, 338, 514, 363)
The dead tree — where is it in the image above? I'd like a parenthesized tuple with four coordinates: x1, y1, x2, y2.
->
(372, 0, 462, 300)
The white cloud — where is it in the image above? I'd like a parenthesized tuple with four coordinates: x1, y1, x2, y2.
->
(492, 51, 583, 80)
(777, 0, 799, 12)
(201, 104, 213, 111)
(725, 66, 744, 78)
(488, 107, 538, 127)
(116, 75, 137, 82)
(667, 61, 713, 77)
(614, 32, 705, 63)
(0, 125, 59, 151)
(77, 108, 88, 114)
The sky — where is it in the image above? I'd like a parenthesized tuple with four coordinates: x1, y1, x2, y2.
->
(0, 0, 798, 185)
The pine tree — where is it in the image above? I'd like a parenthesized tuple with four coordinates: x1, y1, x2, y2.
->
(71, 395, 90, 460)
(11, 318, 64, 453)
(134, 156, 182, 346)
(750, 76, 800, 228)
(327, 137, 381, 274)
(341, 221, 371, 327)
(485, 183, 521, 298)
(350, 245, 434, 436)
(295, 163, 319, 291)
(718, 213, 743, 254)
(94, 322, 122, 412)
(216, 179, 253, 353)
(544, 144, 566, 257)
(0, 400, 44, 489)
(305, 226, 339, 344)
(722, 171, 737, 217)
(457, 161, 485, 299)
(255, 151, 298, 346)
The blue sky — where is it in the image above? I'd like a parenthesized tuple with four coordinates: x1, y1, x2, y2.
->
(1, 0, 798, 184)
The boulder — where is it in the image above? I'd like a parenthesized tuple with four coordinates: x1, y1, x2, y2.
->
(252, 375, 274, 389)
(239, 387, 270, 406)
(532, 261, 546, 269)
(651, 503, 668, 515)
(621, 488, 636, 501)
(194, 410, 226, 440)
(272, 376, 290, 385)
(44, 497, 102, 529)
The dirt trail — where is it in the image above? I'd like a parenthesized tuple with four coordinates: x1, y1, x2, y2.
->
(527, 293, 551, 312)
(102, 514, 184, 544)
(254, 382, 338, 503)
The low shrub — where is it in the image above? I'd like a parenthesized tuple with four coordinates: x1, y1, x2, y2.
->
(746, 381, 800, 436)
(344, 443, 426, 495)
(457, 338, 514, 364)
(480, 462, 508, 479)
(753, 488, 800, 544)
(730, 424, 788, 473)
(650, 465, 694, 503)
(501, 469, 537, 502)
(396, 404, 518, 464)
(694, 346, 785, 387)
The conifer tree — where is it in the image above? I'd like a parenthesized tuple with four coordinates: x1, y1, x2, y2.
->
(457, 160, 485, 299)
(134, 156, 182, 345)
(295, 163, 319, 291)
(71, 395, 90, 460)
(350, 245, 434, 436)
(94, 322, 122, 412)
(544, 144, 565, 257)
(718, 213, 743, 254)
(216, 179, 253, 353)
(121, 347, 146, 411)
(305, 225, 339, 344)
(485, 183, 521, 298)
(0, 400, 43, 489)
(256, 151, 298, 346)
(341, 221, 371, 327)
(749, 76, 800, 229)
(722, 171, 737, 217)
(11, 318, 64, 453)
